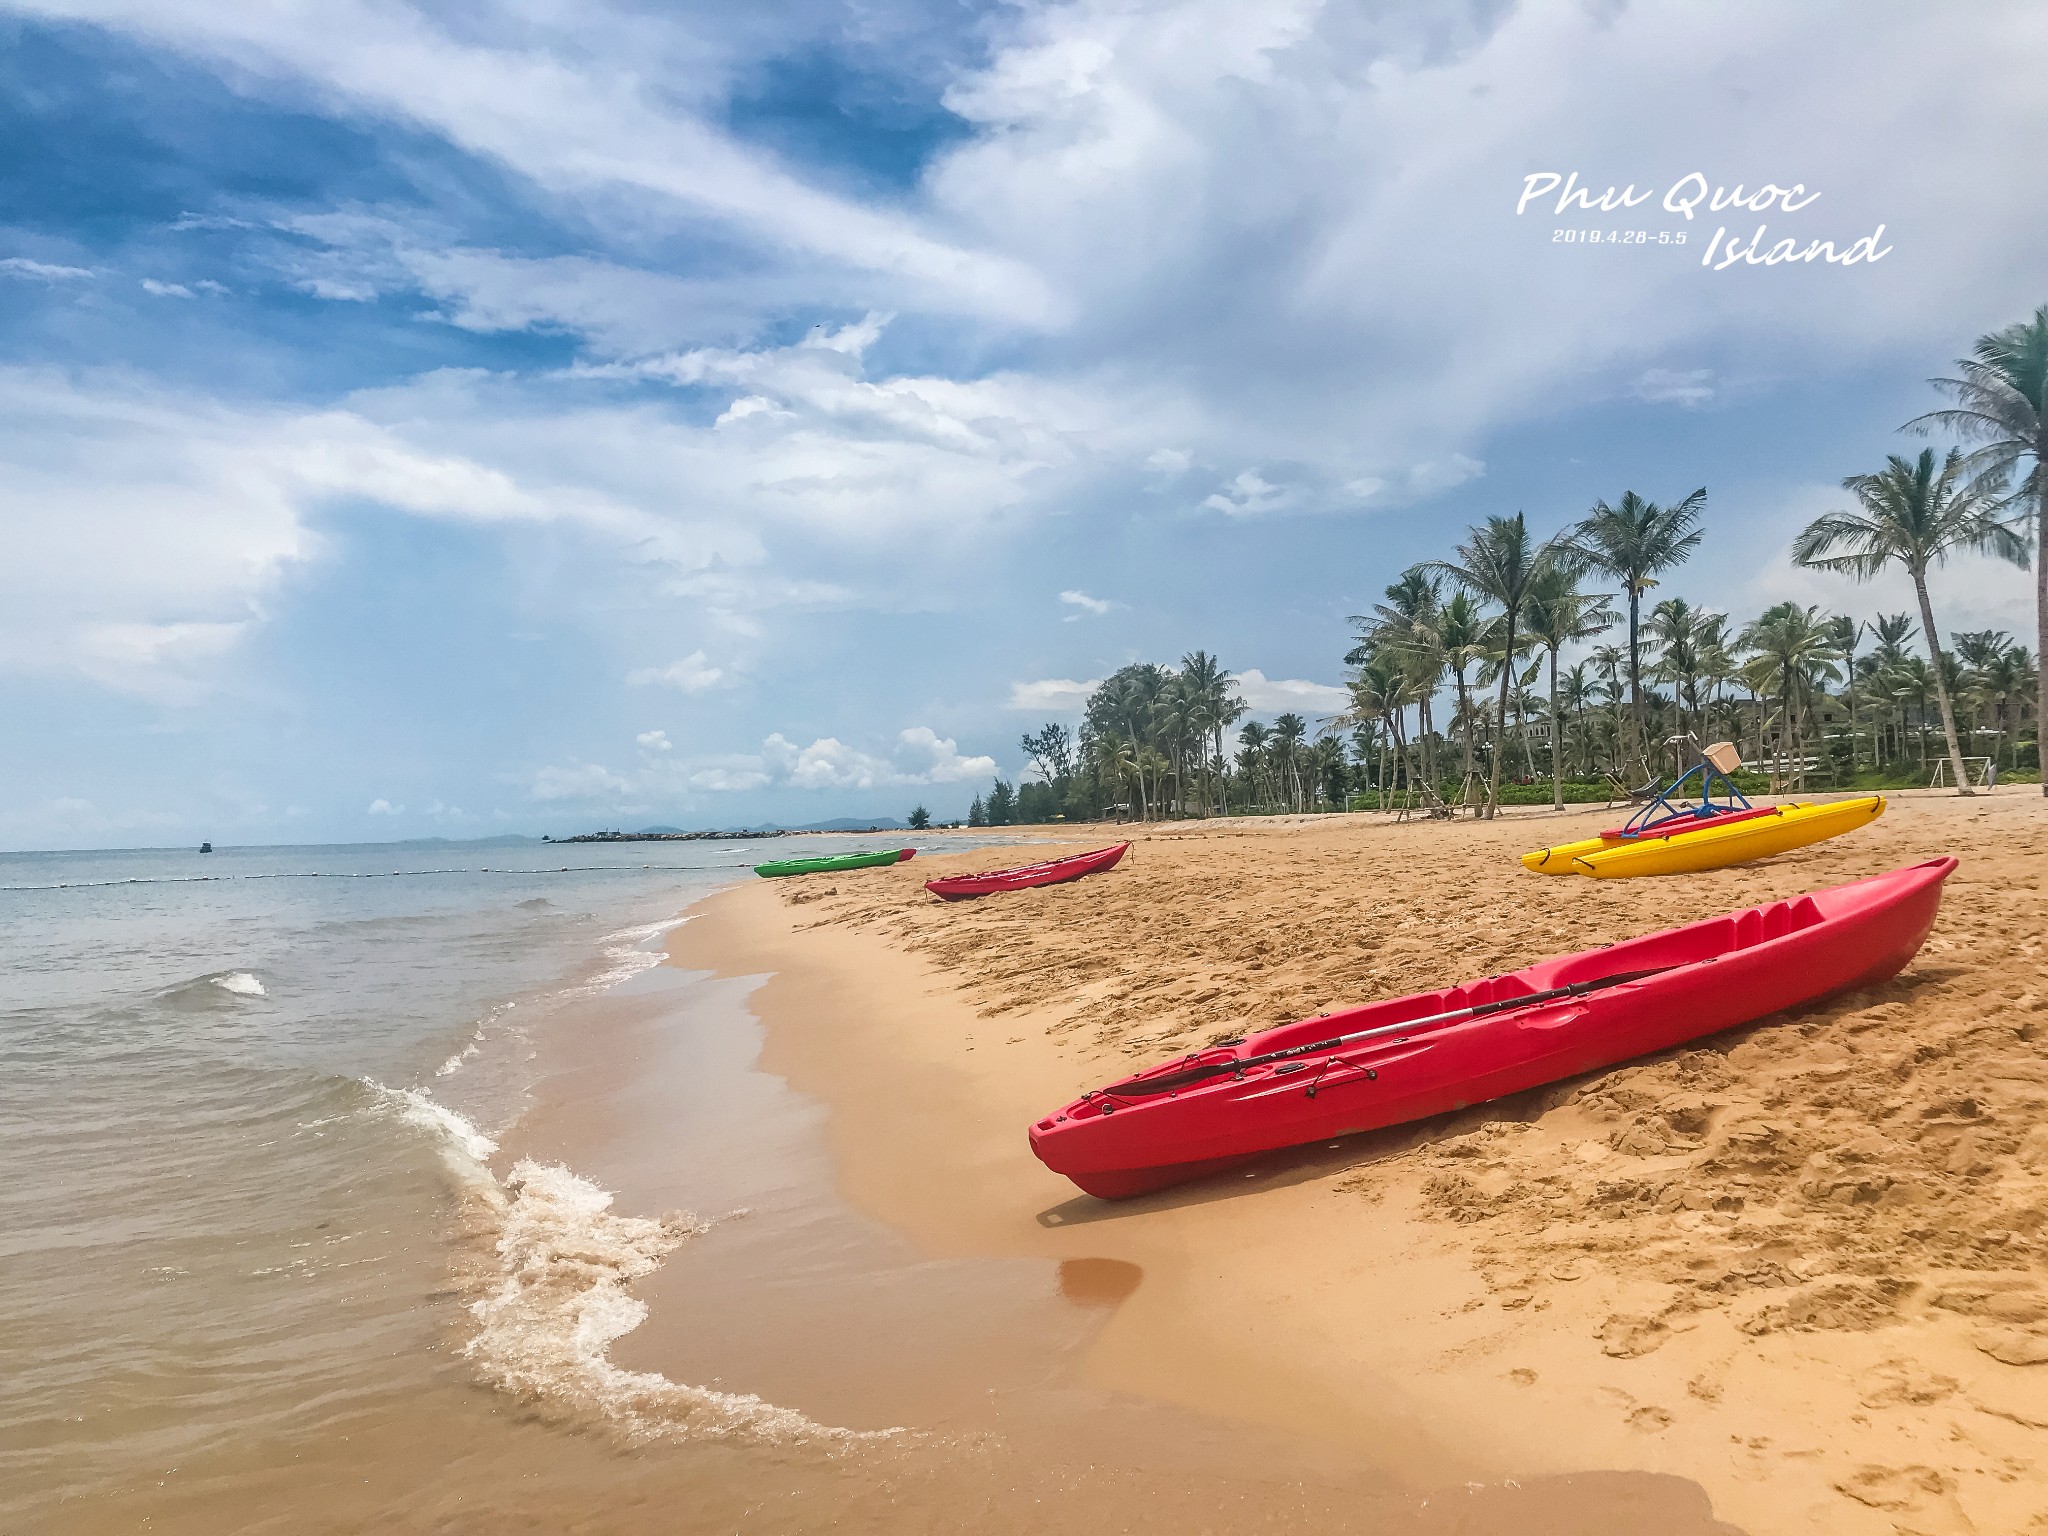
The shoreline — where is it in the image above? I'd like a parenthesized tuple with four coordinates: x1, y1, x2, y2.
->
(671, 789, 2048, 1536)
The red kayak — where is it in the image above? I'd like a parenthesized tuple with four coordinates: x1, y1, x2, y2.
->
(925, 842, 1130, 900)
(1029, 858, 1956, 1199)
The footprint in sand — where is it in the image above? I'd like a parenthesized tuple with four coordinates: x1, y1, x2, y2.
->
(1627, 1405, 1673, 1432)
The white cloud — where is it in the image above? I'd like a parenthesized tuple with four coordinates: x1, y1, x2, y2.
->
(367, 797, 402, 815)
(891, 726, 999, 784)
(1145, 448, 1191, 473)
(627, 652, 725, 693)
(140, 278, 196, 298)
(0, 367, 701, 697)
(1632, 368, 1717, 407)
(530, 762, 632, 802)
(1007, 678, 1103, 713)
(1058, 589, 1114, 616)
(757, 728, 995, 791)
(685, 764, 771, 793)
(1235, 668, 1349, 714)
(526, 725, 996, 805)
(17, 0, 1056, 324)
(0, 257, 94, 281)
(1405, 455, 1485, 497)
(1203, 469, 1289, 517)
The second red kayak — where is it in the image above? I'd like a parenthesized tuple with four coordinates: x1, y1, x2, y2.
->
(925, 842, 1130, 900)
(1029, 858, 1956, 1199)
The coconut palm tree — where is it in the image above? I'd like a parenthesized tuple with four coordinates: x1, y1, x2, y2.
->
(1823, 615, 1865, 770)
(1792, 447, 2028, 794)
(1524, 566, 1618, 808)
(1965, 639, 2028, 769)
(1424, 512, 1558, 817)
(1871, 612, 1917, 668)
(1558, 660, 1598, 777)
(1344, 652, 1415, 807)
(1563, 488, 1708, 780)
(1271, 713, 1309, 811)
(1908, 304, 2048, 793)
(1739, 604, 1843, 790)
(1179, 649, 1243, 815)
(1434, 590, 1490, 798)
(1352, 568, 1447, 787)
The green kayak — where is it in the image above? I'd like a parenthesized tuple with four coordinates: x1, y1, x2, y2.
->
(753, 847, 917, 879)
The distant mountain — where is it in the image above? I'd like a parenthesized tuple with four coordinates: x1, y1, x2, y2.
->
(792, 817, 908, 832)
(636, 825, 687, 835)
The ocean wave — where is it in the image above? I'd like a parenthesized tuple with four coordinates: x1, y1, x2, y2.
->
(157, 969, 270, 1009)
(435, 912, 688, 1079)
(365, 1079, 883, 1448)
(363, 1080, 501, 1175)
(569, 913, 695, 998)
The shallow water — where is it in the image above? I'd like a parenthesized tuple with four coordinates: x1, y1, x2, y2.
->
(0, 836, 904, 1526)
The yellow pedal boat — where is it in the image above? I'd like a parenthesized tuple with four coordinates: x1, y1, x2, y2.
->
(1522, 795, 1886, 878)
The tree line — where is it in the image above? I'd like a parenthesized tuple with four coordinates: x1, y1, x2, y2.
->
(927, 304, 2046, 826)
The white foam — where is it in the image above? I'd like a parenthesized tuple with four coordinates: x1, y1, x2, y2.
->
(363, 1080, 500, 1174)
(211, 971, 266, 997)
(434, 913, 691, 1080)
(570, 914, 694, 998)
(460, 1160, 880, 1447)
(435, 1020, 492, 1078)
(365, 1080, 879, 1448)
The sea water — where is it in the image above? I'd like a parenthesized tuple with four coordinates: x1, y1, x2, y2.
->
(0, 836, 861, 1526)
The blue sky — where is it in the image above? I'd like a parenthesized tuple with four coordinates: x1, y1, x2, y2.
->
(3, 0, 2044, 848)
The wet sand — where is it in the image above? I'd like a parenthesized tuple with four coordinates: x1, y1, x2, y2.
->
(675, 789, 2048, 1536)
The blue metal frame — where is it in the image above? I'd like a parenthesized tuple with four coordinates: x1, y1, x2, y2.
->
(1619, 759, 1752, 837)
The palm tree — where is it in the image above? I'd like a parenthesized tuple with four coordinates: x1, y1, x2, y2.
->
(1908, 304, 2048, 793)
(1824, 615, 1864, 771)
(1353, 569, 1447, 788)
(1524, 566, 1618, 809)
(1236, 720, 1271, 808)
(1564, 488, 1708, 780)
(1425, 512, 1557, 817)
(1648, 596, 1715, 758)
(1871, 612, 1916, 667)
(1965, 639, 2027, 768)
(1739, 604, 1843, 790)
(1435, 590, 1489, 798)
(1344, 652, 1415, 807)
(1179, 649, 1243, 815)
(1792, 447, 2028, 793)
(1307, 734, 1346, 809)
(1272, 713, 1308, 811)
(1558, 660, 1598, 778)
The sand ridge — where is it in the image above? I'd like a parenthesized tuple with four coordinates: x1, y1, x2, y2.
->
(729, 791, 2048, 1535)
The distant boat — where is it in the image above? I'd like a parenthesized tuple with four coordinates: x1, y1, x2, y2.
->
(200, 841, 213, 854)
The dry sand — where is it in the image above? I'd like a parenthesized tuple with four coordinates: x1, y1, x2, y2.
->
(674, 789, 2048, 1536)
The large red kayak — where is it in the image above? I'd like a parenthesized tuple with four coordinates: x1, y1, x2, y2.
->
(1029, 859, 1957, 1199)
(925, 842, 1130, 900)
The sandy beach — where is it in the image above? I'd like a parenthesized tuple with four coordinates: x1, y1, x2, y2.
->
(673, 790, 2048, 1536)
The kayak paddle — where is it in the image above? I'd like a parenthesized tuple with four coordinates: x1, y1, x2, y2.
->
(1101, 965, 1678, 1099)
